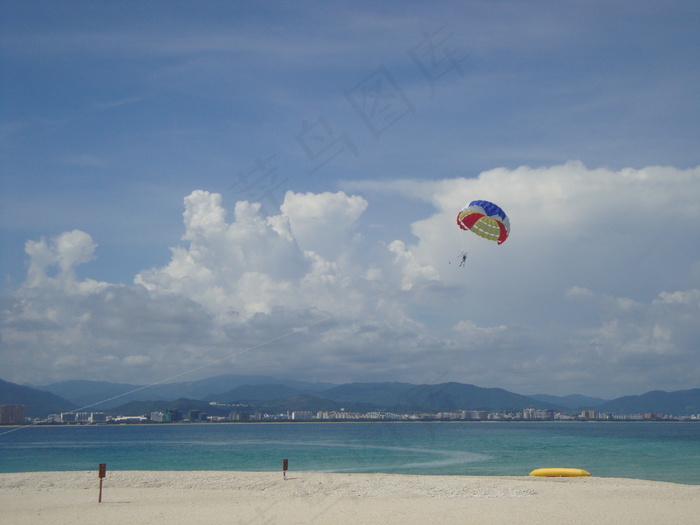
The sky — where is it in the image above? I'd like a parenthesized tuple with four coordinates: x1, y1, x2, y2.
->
(1, 1, 699, 399)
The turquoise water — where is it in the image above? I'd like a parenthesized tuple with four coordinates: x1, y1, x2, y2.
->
(1, 422, 698, 485)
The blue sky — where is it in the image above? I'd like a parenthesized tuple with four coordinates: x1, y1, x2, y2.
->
(1, 1, 699, 398)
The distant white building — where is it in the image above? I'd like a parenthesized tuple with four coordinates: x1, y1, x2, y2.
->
(113, 416, 148, 423)
(89, 412, 107, 423)
(535, 409, 554, 420)
(612, 413, 645, 421)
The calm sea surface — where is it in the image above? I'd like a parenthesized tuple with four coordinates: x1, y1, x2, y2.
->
(1, 422, 698, 485)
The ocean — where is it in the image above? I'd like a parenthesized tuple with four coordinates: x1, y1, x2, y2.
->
(1, 422, 698, 485)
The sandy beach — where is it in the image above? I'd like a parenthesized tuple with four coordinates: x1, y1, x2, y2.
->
(1, 470, 699, 525)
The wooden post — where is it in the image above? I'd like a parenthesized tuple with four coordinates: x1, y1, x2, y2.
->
(282, 458, 288, 480)
(98, 463, 107, 503)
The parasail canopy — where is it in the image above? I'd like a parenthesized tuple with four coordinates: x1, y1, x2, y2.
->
(456, 200, 510, 244)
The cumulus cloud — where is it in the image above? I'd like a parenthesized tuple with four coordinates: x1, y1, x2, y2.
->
(559, 287, 700, 394)
(135, 190, 396, 320)
(2, 163, 699, 397)
(1, 189, 439, 386)
(280, 190, 368, 261)
(24, 230, 99, 289)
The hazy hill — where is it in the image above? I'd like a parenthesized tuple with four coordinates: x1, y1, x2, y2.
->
(528, 393, 609, 409)
(320, 382, 417, 406)
(106, 398, 232, 418)
(0, 378, 76, 418)
(40, 375, 335, 410)
(320, 382, 566, 412)
(205, 384, 309, 403)
(136, 375, 333, 402)
(37, 379, 150, 410)
(594, 389, 700, 416)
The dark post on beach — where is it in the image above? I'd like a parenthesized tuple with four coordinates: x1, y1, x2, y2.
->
(98, 463, 107, 503)
(282, 458, 289, 480)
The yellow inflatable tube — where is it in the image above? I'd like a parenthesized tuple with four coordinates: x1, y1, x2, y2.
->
(529, 468, 591, 477)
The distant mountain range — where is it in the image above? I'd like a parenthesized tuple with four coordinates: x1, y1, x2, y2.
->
(593, 389, 700, 415)
(1, 375, 698, 419)
(0, 379, 77, 418)
(33, 375, 333, 409)
(527, 393, 608, 409)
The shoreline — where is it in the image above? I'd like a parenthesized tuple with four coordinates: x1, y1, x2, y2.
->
(2, 471, 699, 525)
(2, 419, 698, 436)
(6, 419, 700, 426)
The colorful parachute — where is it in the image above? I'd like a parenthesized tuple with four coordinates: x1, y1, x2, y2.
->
(456, 200, 510, 244)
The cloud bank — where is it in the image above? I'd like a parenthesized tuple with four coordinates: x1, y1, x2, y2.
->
(2, 163, 699, 398)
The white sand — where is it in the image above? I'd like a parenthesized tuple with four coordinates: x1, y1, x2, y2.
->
(1, 471, 699, 525)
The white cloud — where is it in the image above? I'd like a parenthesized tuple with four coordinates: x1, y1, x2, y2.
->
(24, 230, 99, 289)
(387, 240, 440, 290)
(454, 320, 508, 336)
(136, 190, 373, 320)
(123, 355, 153, 367)
(2, 163, 699, 397)
(281, 190, 368, 261)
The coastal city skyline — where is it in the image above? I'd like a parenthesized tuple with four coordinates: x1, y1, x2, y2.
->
(18, 407, 700, 426)
(2, 2, 699, 400)
(3, 374, 699, 425)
